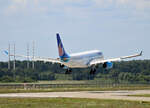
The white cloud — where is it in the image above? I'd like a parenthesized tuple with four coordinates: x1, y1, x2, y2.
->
(4, 0, 27, 15)
(93, 0, 150, 9)
(2, 0, 150, 17)
(13, 0, 27, 4)
(116, 0, 129, 4)
(135, 0, 150, 10)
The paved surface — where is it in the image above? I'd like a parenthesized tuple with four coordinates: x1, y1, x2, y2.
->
(1, 90, 150, 101)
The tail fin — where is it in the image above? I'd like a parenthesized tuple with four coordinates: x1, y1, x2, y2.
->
(56, 33, 69, 60)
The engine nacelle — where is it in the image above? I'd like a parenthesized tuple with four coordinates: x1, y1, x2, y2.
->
(60, 64, 69, 70)
(103, 62, 113, 69)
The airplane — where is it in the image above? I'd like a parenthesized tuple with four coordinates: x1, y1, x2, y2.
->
(4, 33, 142, 74)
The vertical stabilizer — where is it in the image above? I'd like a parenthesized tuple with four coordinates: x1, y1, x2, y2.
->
(56, 33, 70, 61)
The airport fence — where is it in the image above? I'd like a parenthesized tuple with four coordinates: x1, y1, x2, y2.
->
(0, 81, 150, 89)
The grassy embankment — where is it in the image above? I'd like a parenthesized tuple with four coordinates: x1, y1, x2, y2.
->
(0, 98, 150, 108)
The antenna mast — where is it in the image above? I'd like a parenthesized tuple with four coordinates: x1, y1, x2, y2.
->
(8, 44, 10, 70)
(32, 41, 35, 69)
(13, 44, 16, 70)
(27, 43, 30, 69)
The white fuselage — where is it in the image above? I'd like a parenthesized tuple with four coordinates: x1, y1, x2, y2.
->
(63, 50, 104, 68)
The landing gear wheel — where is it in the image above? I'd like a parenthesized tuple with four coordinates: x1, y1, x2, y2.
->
(60, 64, 65, 68)
(90, 68, 96, 75)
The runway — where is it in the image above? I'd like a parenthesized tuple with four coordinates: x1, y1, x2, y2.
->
(1, 90, 150, 102)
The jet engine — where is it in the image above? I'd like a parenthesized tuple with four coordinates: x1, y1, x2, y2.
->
(103, 61, 113, 69)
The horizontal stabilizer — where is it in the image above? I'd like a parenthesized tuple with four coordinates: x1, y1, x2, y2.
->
(4, 50, 8, 55)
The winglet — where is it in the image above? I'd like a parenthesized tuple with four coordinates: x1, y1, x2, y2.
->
(4, 50, 9, 55)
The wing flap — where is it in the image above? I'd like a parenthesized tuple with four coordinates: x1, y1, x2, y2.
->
(33, 57, 61, 63)
(90, 51, 142, 66)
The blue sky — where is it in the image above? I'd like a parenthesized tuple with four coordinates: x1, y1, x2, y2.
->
(0, 0, 150, 61)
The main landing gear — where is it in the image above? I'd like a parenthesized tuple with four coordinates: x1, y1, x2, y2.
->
(59, 64, 72, 74)
(90, 68, 96, 75)
(65, 69, 72, 74)
(90, 65, 98, 75)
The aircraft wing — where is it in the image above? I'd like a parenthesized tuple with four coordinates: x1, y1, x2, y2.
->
(3, 50, 61, 64)
(33, 57, 61, 63)
(89, 51, 143, 66)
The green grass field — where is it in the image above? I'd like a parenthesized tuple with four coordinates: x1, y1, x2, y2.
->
(0, 98, 150, 108)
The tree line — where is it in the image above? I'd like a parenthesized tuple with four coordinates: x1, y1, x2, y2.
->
(0, 60, 150, 83)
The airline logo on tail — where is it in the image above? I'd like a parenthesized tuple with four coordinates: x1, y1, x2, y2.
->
(58, 42, 64, 57)
(56, 33, 70, 62)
